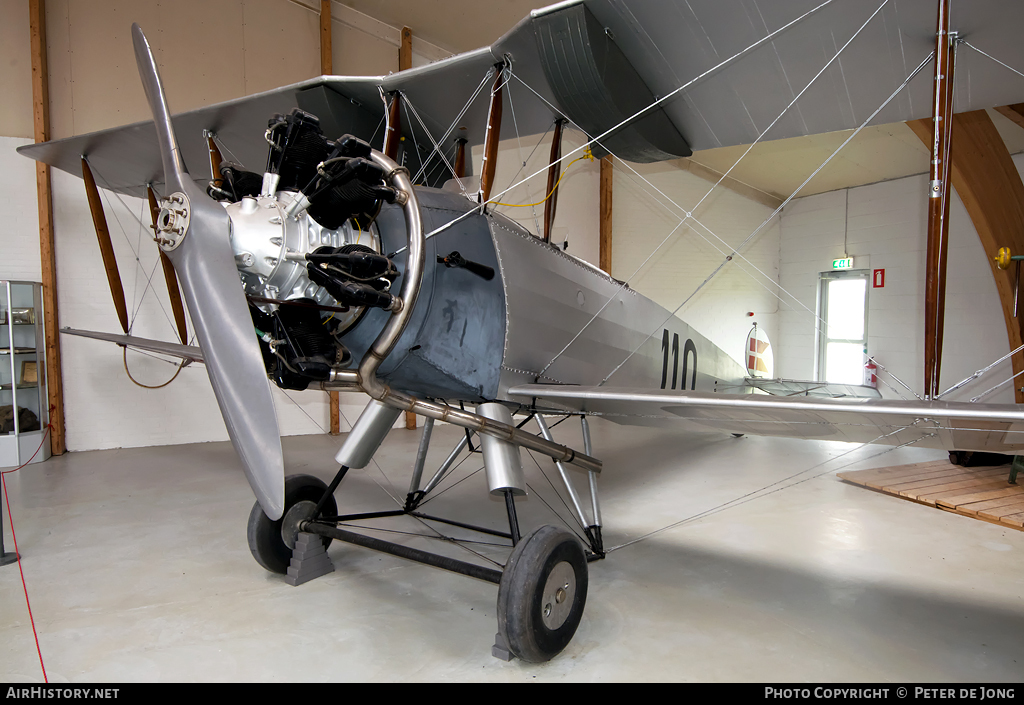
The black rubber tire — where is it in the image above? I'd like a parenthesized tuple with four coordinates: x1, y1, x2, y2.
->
(497, 525, 588, 663)
(246, 474, 337, 575)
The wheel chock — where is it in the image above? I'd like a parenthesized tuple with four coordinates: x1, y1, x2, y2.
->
(285, 531, 335, 586)
(492, 632, 514, 662)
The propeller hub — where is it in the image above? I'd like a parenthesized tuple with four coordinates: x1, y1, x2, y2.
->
(156, 192, 191, 251)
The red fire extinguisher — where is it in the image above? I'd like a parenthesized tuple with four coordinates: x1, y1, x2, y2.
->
(864, 359, 877, 389)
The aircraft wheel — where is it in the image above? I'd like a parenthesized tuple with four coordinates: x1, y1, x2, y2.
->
(247, 474, 337, 574)
(497, 525, 588, 663)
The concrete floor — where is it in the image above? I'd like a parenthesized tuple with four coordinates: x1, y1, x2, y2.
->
(2, 418, 1024, 682)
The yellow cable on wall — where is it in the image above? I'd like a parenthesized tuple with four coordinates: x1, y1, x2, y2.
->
(490, 147, 595, 208)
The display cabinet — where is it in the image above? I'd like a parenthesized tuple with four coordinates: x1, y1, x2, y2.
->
(0, 281, 50, 468)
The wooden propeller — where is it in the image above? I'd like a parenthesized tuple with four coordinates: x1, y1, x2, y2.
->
(81, 157, 129, 334)
(147, 186, 189, 345)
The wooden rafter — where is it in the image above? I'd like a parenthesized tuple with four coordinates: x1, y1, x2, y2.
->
(995, 104, 1024, 131)
(908, 110, 1024, 403)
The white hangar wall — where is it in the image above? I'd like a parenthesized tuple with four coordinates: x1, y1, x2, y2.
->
(0, 0, 452, 452)
(609, 160, 782, 371)
(476, 135, 782, 375)
(776, 163, 1021, 405)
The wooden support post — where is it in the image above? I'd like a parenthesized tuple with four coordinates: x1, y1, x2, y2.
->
(320, 0, 341, 434)
(600, 155, 613, 275)
(400, 26, 412, 72)
(923, 0, 954, 398)
(397, 27, 416, 431)
(30, 0, 64, 455)
(320, 0, 332, 75)
(479, 67, 504, 203)
(543, 118, 566, 243)
(329, 391, 341, 435)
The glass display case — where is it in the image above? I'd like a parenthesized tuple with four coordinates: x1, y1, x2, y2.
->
(0, 281, 50, 468)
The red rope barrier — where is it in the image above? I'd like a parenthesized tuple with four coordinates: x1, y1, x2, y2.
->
(2, 410, 53, 682)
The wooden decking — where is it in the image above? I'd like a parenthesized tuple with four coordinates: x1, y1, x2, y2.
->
(838, 459, 1024, 531)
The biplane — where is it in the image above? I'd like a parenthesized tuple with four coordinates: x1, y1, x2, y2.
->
(17, 0, 1024, 662)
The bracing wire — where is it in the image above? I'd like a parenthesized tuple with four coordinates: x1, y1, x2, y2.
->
(390, 0, 840, 257)
(597, 51, 934, 386)
(606, 425, 932, 552)
(517, 48, 933, 384)
(90, 163, 180, 340)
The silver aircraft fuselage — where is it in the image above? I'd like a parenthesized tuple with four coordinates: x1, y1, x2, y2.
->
(338, 187, 748, 406)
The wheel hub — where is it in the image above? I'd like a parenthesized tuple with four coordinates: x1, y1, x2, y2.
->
(540, 561, 576, 630)
(281, 499, 319, 550)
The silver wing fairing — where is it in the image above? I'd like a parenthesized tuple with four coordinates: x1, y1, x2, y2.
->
(508, 384, 1024, 453)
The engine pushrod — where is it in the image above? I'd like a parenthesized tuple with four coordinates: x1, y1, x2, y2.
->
(302, 521, 503, 584)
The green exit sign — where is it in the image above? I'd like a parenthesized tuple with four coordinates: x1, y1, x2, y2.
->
(833, 258, 853, 270)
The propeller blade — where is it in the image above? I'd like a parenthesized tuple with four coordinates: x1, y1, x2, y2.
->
(146, 186, 189, 346)
(81, 157, 129, 334)
(132, 23, 285, 520)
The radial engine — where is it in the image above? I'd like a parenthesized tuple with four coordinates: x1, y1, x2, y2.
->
(210, 108, 403, 390)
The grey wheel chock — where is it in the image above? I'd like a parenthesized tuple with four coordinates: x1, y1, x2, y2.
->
(285, 531, 335, 586)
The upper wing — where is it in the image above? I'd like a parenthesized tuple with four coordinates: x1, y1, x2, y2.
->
(19, 0, 1024, 194)
(509, 384, 1024, 453)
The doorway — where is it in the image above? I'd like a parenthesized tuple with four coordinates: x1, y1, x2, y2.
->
(818, 270, 869, 385)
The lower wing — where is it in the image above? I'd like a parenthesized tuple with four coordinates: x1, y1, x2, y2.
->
(508, 384, 1024, 453)
(63, 328, 203, 364)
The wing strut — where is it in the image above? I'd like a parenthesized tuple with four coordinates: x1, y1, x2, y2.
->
(81, 157, 128, 335)
(543, 118, 566, 243)
(924, 0, 956, 398)
(479, 65, 504, 202)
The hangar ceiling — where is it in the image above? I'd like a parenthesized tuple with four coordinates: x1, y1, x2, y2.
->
(334, 0, 1024, 201)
